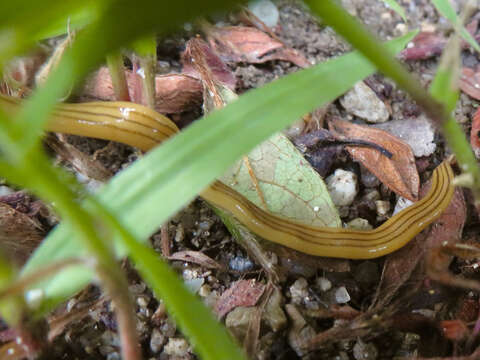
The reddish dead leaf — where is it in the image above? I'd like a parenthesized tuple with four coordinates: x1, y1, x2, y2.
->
(399, 32, 447, 61)
(329, 119, 419, 200)
(460, 67, 480, 101)
(0, 341, 27, 360)
(168, 250, 223, 270)
(0, 201, 45, 264)
(440, 320, 468, 341)
(470, 107, 480, 158)
(82, 67, 202, 114)
(182, 38, 236, 90)
(205, 25, 310, 68)
(214, 279, 265, 319)
(371, 179, 465, 309)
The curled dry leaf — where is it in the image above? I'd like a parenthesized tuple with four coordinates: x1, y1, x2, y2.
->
(329, 119, 419, 201)
(470, 107, 480, 158)
(205, 25, 310, 68)
(371, 184, 465, 310)
(399, 31, 447, 61)
(182, 38, 236, 90)
(82, 67, 202, 114)
(460, 67, 480, 101)
(214, 279, 265, 319)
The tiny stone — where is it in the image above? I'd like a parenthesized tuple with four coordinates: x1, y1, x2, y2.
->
(263, 287, 287, 331)
(326, 169, 358, 206)
(225, 307, 257, 341)
(347, 218, 372, 230)
(335, 286, 351, 304)
(375, 200, 390, 217)
(150, 329, 166, 353)
(137, 296, 149, 308)
(353, 339, 378, 360)
(184, 277, 204, 293)
(174, 224, 185, 243)
(163, 338, 190, 357)
(248, 0, 279, 27)
(340, 81, 389, 123)
(290, 278, 309, 305)
(373, 115, 436, 157)
(316, 277, 332, 292)
(0, 186, 14, 196)
(198, 220, 213, 231)
(393, 196, 414, 215)
(364, 190, 381, 202)
(229, 255, 255, 272)
(360, 166, 380, 188)
(394, 23, 408, 36)
(198, 284, 211, 297)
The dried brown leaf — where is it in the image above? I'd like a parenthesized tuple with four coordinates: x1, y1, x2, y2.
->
(205, 25, 310, 68)
(182, 38, 236, 90)
(460, 67, 480, 100)
(81, 67, 202, 114)
(168, 250, 223, 270)
(214, 279, 265, 319)
(329, 119, 419, 200)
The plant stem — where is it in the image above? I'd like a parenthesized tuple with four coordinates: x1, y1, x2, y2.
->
(106, 52, 131, 101)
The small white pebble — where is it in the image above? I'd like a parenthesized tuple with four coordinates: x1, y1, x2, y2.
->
(164, 338, 190, 357)
(326, 169, 358, 206)
(316, 277, 332, 292)
(340, 81, 389, 123)
(347, 218, 372, 230)
(290, 278, 309, 304)
(375, 200, 390, 217)
(248, 0, 279, 27)
(335, 286, 351, 304)
(393, 196, 414, 215)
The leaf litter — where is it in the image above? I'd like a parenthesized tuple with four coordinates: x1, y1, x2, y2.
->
(3, 1, 480, 359)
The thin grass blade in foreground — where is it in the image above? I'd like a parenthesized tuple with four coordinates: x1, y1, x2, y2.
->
(22, 32, 415, 311)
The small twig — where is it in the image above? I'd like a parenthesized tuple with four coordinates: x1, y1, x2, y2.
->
(106, 52, 131, 101)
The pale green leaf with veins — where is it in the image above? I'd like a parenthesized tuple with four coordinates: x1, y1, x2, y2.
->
(221, 132, 341, 228)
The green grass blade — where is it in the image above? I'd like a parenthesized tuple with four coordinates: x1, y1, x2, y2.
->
(22, 32, 415, 312)
(432, 0, 480, 53)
